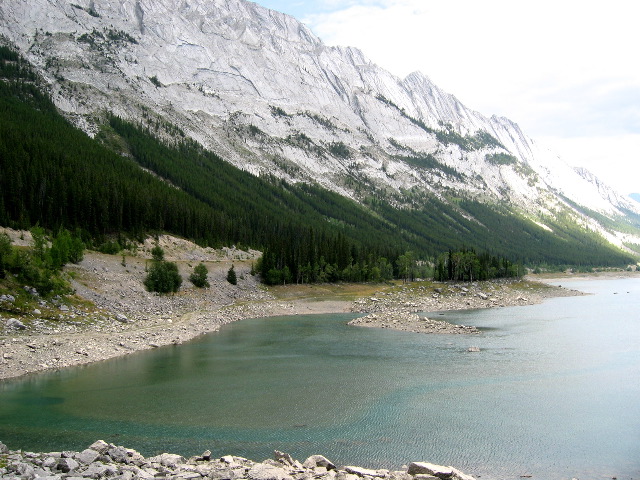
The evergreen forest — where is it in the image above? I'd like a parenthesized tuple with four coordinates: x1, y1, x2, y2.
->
(0, 44, 634, 286)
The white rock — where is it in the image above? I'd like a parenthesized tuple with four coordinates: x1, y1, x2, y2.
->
(248, 464, 293, 480)
(303, 455, 336, 470)
(407, 462, 453, 478)
(345, 466, 384, 477)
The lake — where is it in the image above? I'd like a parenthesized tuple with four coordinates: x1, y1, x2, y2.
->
(1, 278, 639, 479)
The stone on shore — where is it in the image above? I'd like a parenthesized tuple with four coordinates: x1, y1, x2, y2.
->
(0, 441, 478, 480)
(345, 465, 385, 477)
(303, 455, 337, 470)
(6, 318, 26, 330)
(248, 463, 293, 480)
(88, 439, 109, 453)
(76, 448, 100, 464)
(147, 452, 186, 468)
(56, 457, 79, 473)
(407, 462, 453, 479)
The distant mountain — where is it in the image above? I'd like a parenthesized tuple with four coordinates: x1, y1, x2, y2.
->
(0, 0, 639, 265)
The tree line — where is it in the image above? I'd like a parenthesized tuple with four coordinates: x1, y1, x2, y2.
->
(433, 248, 523, 282)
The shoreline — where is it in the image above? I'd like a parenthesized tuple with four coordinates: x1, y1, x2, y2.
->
(1, 270, 585, 382)
(0, 440, 477, 480)
(2, 235, 637, 381)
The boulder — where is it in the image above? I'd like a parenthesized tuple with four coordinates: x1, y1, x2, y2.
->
(174, 472, 202, 479)
(467, 347, 480, 352)
(407, 463, 453, 479)
(89, 440, 110, 454)
(76, 448, 100, 465)
(303, 455, 336, 471)
(6, 318, 26, 330)
(450, 467, 476, 480)
(82, 462, 118, 479)
(147, 452, 186, 468)
(209, 467, 238, 480)
(56, 457, 79, 473)
(14, 461, 36, 478)
(108, 445, 131, 463)
(345, 466, 384, 477)
(274, 450, 296, 466)
(248, 463, 293, 480)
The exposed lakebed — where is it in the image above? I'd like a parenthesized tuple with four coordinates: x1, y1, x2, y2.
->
(1, 278, 639, 480)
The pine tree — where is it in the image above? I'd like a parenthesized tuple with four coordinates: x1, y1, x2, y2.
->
(0, 233, 12, 278)
(144, 260, 182, 294)
(190, 262, 209, 288)
(226, 264, 237, 285)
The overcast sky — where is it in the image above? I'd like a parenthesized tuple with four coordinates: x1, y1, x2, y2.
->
(255, 0, 640, 196)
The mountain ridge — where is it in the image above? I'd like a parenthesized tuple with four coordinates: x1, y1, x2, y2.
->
(0, 0, 639, 258)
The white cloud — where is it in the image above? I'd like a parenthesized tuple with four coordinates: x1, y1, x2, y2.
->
(263, 0, 640, 193)
(539, 134, 640, 195)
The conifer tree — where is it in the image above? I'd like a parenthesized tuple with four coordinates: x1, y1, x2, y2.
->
(226, 264, 237, 285)
(190, 262, 209, 288)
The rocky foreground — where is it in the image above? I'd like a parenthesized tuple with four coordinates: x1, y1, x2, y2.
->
(0, 440, 476, 480)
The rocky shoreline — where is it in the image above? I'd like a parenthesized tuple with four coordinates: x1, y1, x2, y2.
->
(348, 312, 479, 334)
(0, 440, 477, 480)
(347, 278, 582, 334)
(0, 233, 586, 381)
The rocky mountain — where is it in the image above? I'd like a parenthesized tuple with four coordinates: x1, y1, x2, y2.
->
(1, 0, 639, 254)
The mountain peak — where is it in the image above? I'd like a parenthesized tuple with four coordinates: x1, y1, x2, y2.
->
(1, 0, 639, 249)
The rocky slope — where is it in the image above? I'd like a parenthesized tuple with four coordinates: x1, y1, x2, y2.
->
(1, 0, 639, 244)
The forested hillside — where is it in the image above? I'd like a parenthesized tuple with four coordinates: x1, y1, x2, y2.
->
(0, 45, 634, 284)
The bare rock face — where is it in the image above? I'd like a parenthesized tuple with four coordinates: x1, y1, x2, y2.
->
(0, 0, 637, 239)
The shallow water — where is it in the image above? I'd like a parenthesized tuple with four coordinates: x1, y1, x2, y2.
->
(1, 278, 639, 479)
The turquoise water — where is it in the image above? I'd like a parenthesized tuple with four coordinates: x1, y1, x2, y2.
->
(1, 278, 639, 479)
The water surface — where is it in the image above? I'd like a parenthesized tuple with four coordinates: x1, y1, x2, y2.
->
(1, 278, 639, 479)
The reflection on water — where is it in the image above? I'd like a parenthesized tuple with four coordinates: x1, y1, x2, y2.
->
(1, 279, 639, 479)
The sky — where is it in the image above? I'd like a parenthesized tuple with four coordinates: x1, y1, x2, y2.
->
(254, 0, 640, 196)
